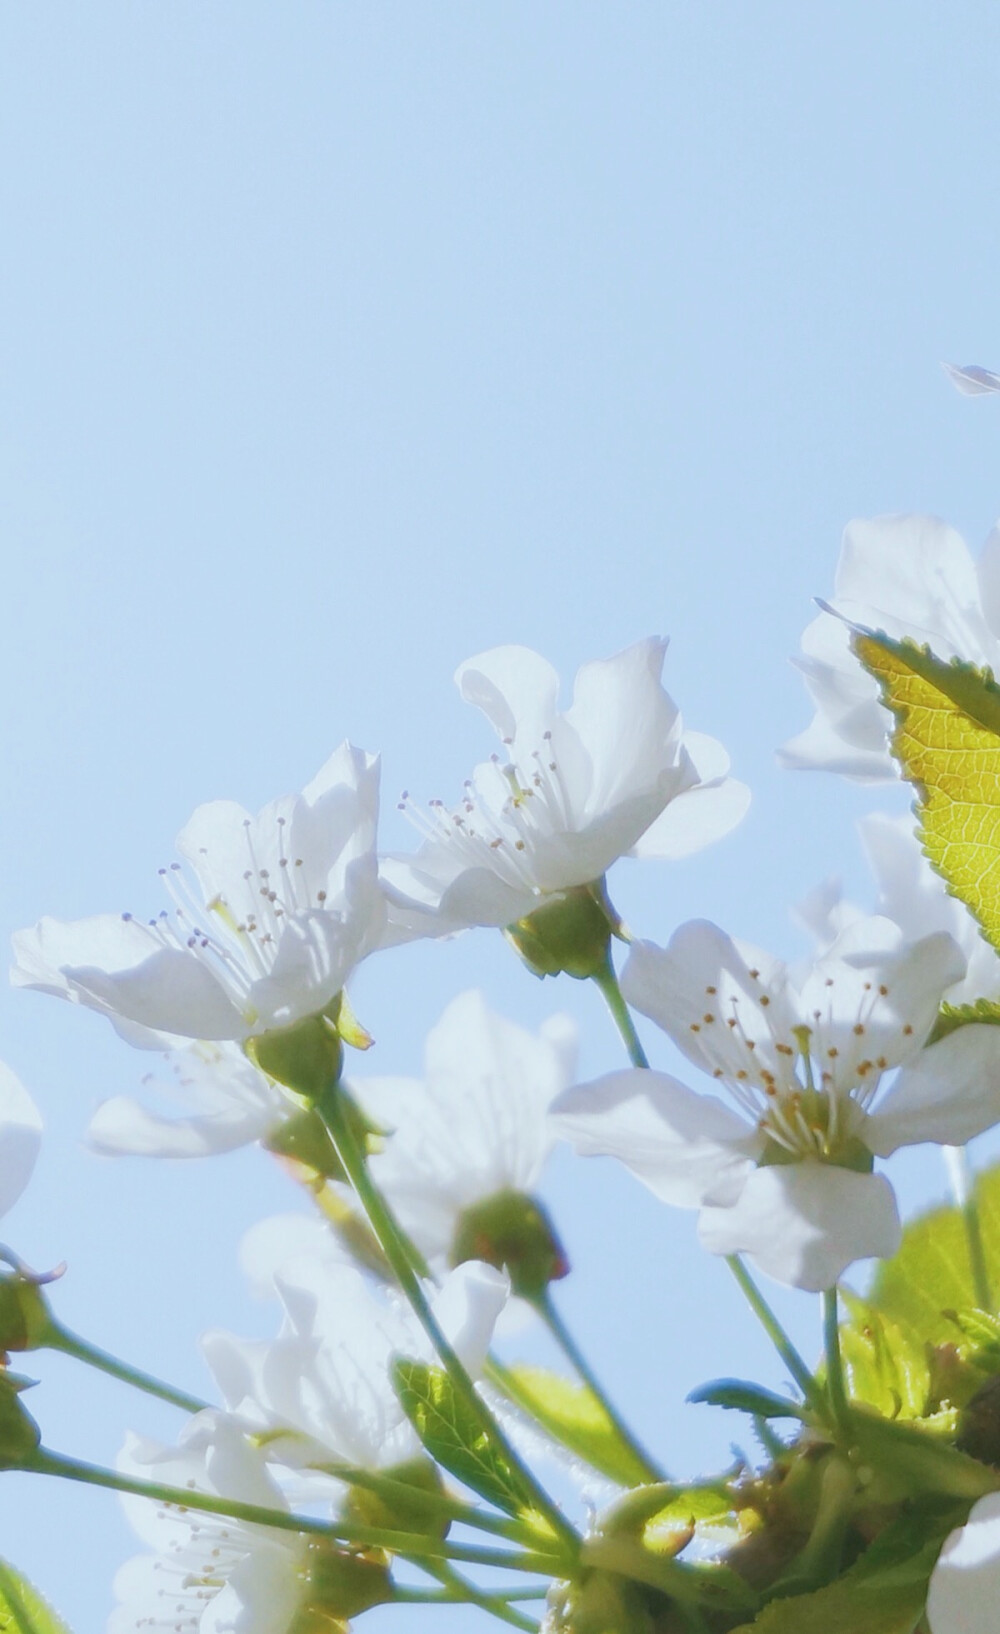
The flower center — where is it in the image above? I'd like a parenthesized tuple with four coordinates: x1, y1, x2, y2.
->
(398, 730, 572, 894)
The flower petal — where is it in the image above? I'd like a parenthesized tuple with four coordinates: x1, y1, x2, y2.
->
(633, 773, 750, 860)
(0, 1063, 41, 1217)
(456, 645, 561, 746)
(552, 1069, 760, 1208)
(697, 1164, 901, 1291)
(866, 1025, 1000, 1155)
(927, 1491, 1000, 1634)
(64, 944, 243, 1040)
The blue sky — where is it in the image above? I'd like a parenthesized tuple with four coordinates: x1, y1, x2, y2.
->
(2, 4, 1000, 1627)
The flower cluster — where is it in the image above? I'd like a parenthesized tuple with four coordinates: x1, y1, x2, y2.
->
(6, 576, 1000, 1634)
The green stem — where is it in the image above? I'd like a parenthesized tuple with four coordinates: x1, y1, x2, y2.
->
(28, 1448, 565, 1575)
(592, 957, 649, 1068)
(45, 1321, 208, 1415)
(534, 1289, 666, 1483)
(725, 1257, 818, 1406)
(423, 1560, 539, 1631)
(317, 1086, 579, 1559)
(823, 1288, 851, 1436)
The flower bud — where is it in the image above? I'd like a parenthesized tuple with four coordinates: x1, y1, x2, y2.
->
(504, 881, 618, 981)
(340, 1456, 450, 1540)
(449, 1188, 569, 1300)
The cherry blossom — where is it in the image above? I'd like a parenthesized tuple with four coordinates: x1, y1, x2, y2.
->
(554, 916, 1000, 1289)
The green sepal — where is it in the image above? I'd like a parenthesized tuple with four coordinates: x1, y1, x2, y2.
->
(265, 1089, 382, 1183)
(870, 1162, 1000, 1349)
(450, 1189, 568, 1299)
(391, 1358, 547, 1531)
(929, 996, 1000, 1044)
(0, 1559, 73, 1633)
(293, 1538, 393, 1623)
(504, 880, 618, 980)
(687, 1379, 807, 1420)
(848, 1407, 999, 1502)
(0, 1372, 41, 1469)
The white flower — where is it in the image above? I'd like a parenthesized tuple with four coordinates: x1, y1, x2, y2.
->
(87, 1041, 289, 1158)
(382, 640, 749, 930)
(12, 743, 386, 1045)
(943, 361, 1000, 396)
(799, 812, 1000, 1010)
(354, 990, 575, 1270)
(203, 1256, 509, 1472)
(927, 1493, 1000, 1634)
(110, 1412, 309, 1634)
(779, 514, 1000, 781)
(0, 1061, 41, 1219)
(553, 917, 1000, 1290)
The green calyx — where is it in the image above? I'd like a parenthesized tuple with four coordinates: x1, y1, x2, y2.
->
(450, 1188, 569, 1300)
(758, 1132, 874, 1176)
(247, 990, 375, 1102)
(0, 1370, 41, 1469)
(292, 1538, 393, 1626)
(265, 1089, 384, 1181)
(340, 1455, 450, 1540)
(504, 879, 619, 980)
(0, 1275, 54, 1355)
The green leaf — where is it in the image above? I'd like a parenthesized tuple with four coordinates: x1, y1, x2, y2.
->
(839, 1293, 930, 1420)
(391, 1359, 543, 1528)
(0, 1559, 72, 1633)
(870, 1163, 1000, 1347)
(851, 630, 1000, 951)
(687, 1379, 806, 1419)
(930, 997, 1000, 1044)
(502, 1365, 656, 1487)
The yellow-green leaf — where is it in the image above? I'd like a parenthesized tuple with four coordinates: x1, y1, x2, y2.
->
(870, 1163, 1000, 1346)
(0, 1560, 72, 1634)
(391, 1359, 546, 1528)
(502, 1365, 660, 1488)
(852, 630, 1000, 951)
(839, 1293, 930, 1419)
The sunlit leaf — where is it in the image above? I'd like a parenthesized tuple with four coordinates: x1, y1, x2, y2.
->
(0, 1560, 72, 1634)
(870, 1164, 1000, 1346)
(687, 1379, 806, 1419)
(502, 1364, 657, 1487)
(839, 1292, 929, 1419)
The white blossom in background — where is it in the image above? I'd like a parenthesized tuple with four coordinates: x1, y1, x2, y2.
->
(0, 1061, 42, 1219)
(12, 742, 386, 1045)
(87, 1041, 289, 1158)
(553, 917, 1000, 1290)
(926, 1493, 1000, 1634)
(943, 361, 1000, 396)
(353, 989, 575, 1269)
(778, 514, 1000, 781)
(382, 639, 749, 931)
(110, 1412, 309, 1634)
(203, 1256, 508, 1472)
(798, 812, 1000, 1009)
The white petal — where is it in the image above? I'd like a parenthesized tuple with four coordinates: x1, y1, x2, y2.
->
(0, 1062, 41, 1218)
(431, 1261, 509, 1374)
(697, 1164, 901, 1291)
(64, 945, 243, 1040)
(11, 916, 189, 1046)
(633, 775, 750, 860)
(247, 910, 357, 1032)
(552, 1069, 760, 1209)
(867, 1026, 1000, 1155)
(927, 1492, 1000, 1634)
(456, 645, 561, 745)
(239, 1213, 346, 1297)
(943, 362, 1000, 397)
(87, 1094, 276, 1157)
(563, 637, 681, 814)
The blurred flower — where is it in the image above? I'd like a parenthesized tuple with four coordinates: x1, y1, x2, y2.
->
(357, 990, 574, 1280)
(383, 640, 748, 932)
(943, 361, 1000, 396)
(203, 1257, 508, 1471)
(553, 917, 1000, 1290)
(87, 1040, 288, 1158)
(110, 1412, 309, 1634)
(798, 812, 1000, 1009)
(779, 515, 1000, 781)
(0, 1062, 41, 1220)
(927, 1492, 1000, 1634)
(12, 743, 385, 1045)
